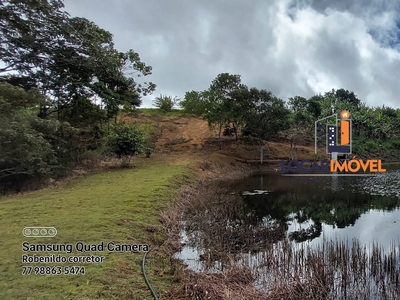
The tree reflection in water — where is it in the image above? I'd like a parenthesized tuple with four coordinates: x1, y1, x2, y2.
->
(233, 172, 400, 243)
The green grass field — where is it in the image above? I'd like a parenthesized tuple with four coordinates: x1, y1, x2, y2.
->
(0, 162, 193, 299)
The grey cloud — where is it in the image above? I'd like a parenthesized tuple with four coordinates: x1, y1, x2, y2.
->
(63, 0, 400, 108)
(308, 0, 400, 15)
(309, 0, 400, 49)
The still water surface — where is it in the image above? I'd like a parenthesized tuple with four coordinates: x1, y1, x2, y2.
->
(176, 164, 400, 272)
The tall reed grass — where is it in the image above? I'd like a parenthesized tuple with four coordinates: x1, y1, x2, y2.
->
(245, 238, 400, 299)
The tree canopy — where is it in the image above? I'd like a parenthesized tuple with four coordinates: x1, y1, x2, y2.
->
(179, 73, 400, 159)
(0, 0, 156, 192)
(0, 0, 155, 125)
(181, 73, 292, 141)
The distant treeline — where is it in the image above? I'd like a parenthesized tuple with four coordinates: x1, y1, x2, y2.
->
(180, 73, 400, 155)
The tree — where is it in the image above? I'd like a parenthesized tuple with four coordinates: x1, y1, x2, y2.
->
(287, 95, 322, 136)
(153, 94, 179, 112)
(227, 87, 253, 140)
(58, 96, 106, 127)
(90, 49, 156, 121)
(243, 88, 291, 141)
(288, 96, 308, 113)
(0, 109, 55, 186)
(335, 88, 361, 107)
(0, 82, 80, 192)
(288, 96, 309, 127)
(0, 0, 156, 125)
(202, 90, 229, 141)
(208, 73, 249, 140)
(0, 81, 43, 111)
(0, 0, 68, 75)
(307, 95, 324, 118)
(286, 96, 309, 151)
(307, 99, 322, 119)
(241, 88, 291, 163)
(180, 90, 210, 116)
(209, 73, 244, 94)
(106, 123, 144, 166)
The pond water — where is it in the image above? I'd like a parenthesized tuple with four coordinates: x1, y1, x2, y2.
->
(175, 164, 400, 273)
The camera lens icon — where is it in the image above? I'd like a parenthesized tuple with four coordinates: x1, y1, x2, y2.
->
(23, 227, 57, 237)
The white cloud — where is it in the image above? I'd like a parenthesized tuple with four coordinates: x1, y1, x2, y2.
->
(58, 0, 400, 108)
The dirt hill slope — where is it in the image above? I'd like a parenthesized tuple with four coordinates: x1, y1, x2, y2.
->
(120, 110, 322, 174)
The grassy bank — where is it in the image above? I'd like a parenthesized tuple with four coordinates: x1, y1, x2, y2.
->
(0, 161, 193, 299)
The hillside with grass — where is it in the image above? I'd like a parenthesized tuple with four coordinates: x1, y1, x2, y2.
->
(120, 109, 322, 165)
(120, 108, 400, 169)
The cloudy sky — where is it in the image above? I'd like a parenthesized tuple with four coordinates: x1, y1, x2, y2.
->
(63, 0, 400, 108)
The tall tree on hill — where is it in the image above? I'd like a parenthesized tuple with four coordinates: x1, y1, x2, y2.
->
(335, 88, 361, 107)
(208, 73, 249, 140)
(288, 96, 309, 124)
(180, 90, 210, 116)
(202, 90, 228, 141)
(244, 88, 291, 141)
(0, 0, 155, 126)
(242, 88, 291, 163)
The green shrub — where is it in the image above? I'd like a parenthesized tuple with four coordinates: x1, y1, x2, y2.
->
(179, 90, 209, 116)
(135, 123, 158, 158)
(364, 140, 379, 152)
(389, 139, 400, 148)
(153, 94, 179, 112)
(105, 123, 144, 166)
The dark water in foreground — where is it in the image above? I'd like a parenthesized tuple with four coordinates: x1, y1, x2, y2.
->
(175, 164, 400, 272)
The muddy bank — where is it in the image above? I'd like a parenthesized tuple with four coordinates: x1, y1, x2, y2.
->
(194, 153, 280, 182)
(159, 158, 267, 299)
